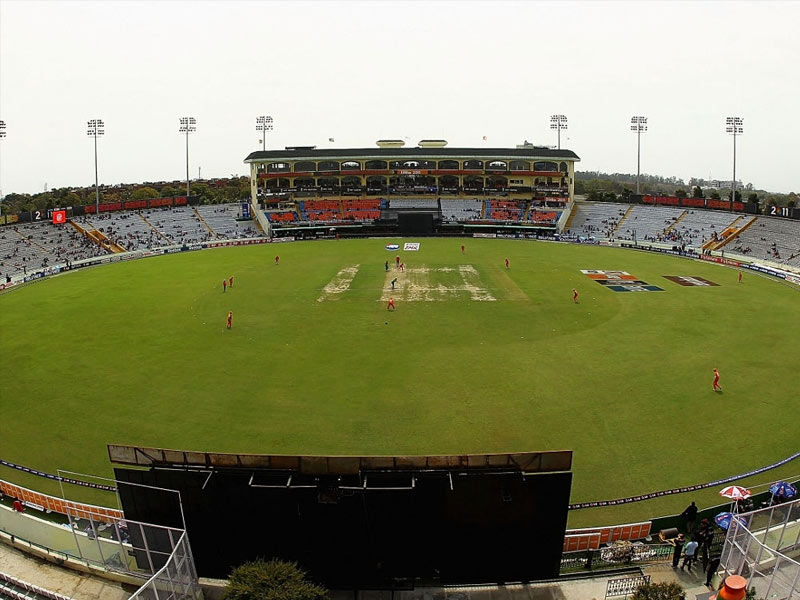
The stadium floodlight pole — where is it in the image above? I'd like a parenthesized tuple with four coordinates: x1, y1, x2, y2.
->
(550, 114, 567, 150)
(725, 117, 743, 213)
(0, 120, 5, 214)
(256, 115, 273, 152)
(179, 117, 196, 198)
(630, 116, 648, 194)
(86, 119, 104, 214)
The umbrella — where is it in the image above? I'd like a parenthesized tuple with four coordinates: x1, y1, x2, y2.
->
(714, 512, 735, 530)
(719, 485, 751, 500)
(769, 481, 798, 500)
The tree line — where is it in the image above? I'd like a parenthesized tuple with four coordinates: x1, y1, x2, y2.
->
(575, 171, 797, 208)
(0, 177, 252, 215)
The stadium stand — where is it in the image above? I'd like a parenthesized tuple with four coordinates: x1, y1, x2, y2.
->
(528, 210, 560, 224)
(265, 210, 297, 223)
(614, 204, 685, 242)
(732, 216, 800, 266)
(388, 198, 438, 209)
(0, 572, 72, 600)
(148, 206, 211, 245)
(195, 204, 260, 238)
(668, 210, 744, 247)
(566, 202, 630, 238)
(78, 211, 165, 251)
(342, 198, 385, 221)
(440, 198, 482, 222)
(487, 199, 525, 221)
(0, 221, 109, 279)
(299, 199, 342, 222)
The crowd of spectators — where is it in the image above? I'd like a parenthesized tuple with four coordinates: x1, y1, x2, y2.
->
(1, 203, 263, 280)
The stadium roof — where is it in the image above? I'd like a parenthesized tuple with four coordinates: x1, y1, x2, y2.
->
(244, 147, 580, 163)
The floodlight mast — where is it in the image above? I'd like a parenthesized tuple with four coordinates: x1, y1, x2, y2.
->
(179, 117, 196, 198)
(725, 117, 743, 212)
(86, 119, 105, 214)
(550, 114, 568, 150)
(256, 115, 273, 152)
(630, 116, 648, 194)
(0, 120, 5, 215)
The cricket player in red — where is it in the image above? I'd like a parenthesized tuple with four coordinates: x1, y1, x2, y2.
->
(572, 288, 579, 303)
(226, 311, 233, 329)
(461, 245, 465, 254)
(387, 298, 395, 311)
(275, 255, 280, 265)
(396, 255, 400, 267)
(713, 368, 721, 391)
(505, 258, 509, 269)
(229, 276, 234, 287)
(738, 271, 742, 283)
(222, 279, 227, 292)
(399, 262, 405, 271)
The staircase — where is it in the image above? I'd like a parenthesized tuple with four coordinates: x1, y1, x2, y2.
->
(707, 216, 758, 251)
(663, 210, 688, 235)
(612, 204, 634, 236)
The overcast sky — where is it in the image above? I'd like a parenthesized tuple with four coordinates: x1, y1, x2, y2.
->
(1, 0, 798, 196)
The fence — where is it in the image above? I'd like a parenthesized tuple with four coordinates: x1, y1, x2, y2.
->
(604, 574, 650, 598)
(560, 542, 673, 574)
(720, 497, 800, 599)
(127, 530, 201, 600)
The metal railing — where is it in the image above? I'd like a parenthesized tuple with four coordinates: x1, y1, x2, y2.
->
(560, 542, 673, 574)
(720, 497, 800, 599)
(127, 530, 201, 600)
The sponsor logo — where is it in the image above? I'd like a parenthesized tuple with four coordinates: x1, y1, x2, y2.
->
(663, 276, 719, 287)
(385, 244, 400, 250)
(403, 242, 420, 251)
(580, 270, 663, 292)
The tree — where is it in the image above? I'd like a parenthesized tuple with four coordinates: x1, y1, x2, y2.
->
(710, 191, 721, 200)
(747, 193, 759, 205)
(692, 186, 704, 198)
(224, 558, 327, 600)
(727, 190, 742, 202)
(158, 185, 182, 197)
(631, 581, 685, 600)
(675, 189, 687, 198)
(131, 187, 160, 200)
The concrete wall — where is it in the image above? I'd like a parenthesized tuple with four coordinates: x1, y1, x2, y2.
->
(0, 504, 136, 570)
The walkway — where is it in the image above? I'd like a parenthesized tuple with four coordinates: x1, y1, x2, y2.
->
(0, 541, 133, 600)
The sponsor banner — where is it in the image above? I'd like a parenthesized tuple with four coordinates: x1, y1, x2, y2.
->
(473, 233, 497, 239)
(569, 450, 800, 510)
(385, 244, 400, 251)
(52, 210, 66, 224)
(663, 275, 719, 287)
(786, 274, 800, 286)
(700, 254, 741, 267)
(403, 242, 420, 251)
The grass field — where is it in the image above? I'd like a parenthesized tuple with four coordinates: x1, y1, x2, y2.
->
(2, 237, 799, 527)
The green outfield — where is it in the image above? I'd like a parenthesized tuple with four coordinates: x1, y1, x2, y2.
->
(2, 237, 799, 527)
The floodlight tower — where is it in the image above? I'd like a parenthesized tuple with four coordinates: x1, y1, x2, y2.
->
(0, 120, 6, 214)
(256, 115, 273, 151)
(630, 116, 648, 194)
(87, 119, 104, 214)
(725, 117, 743, 212)
(179, 117, 196, 197)
(550, 114, 568, 150)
